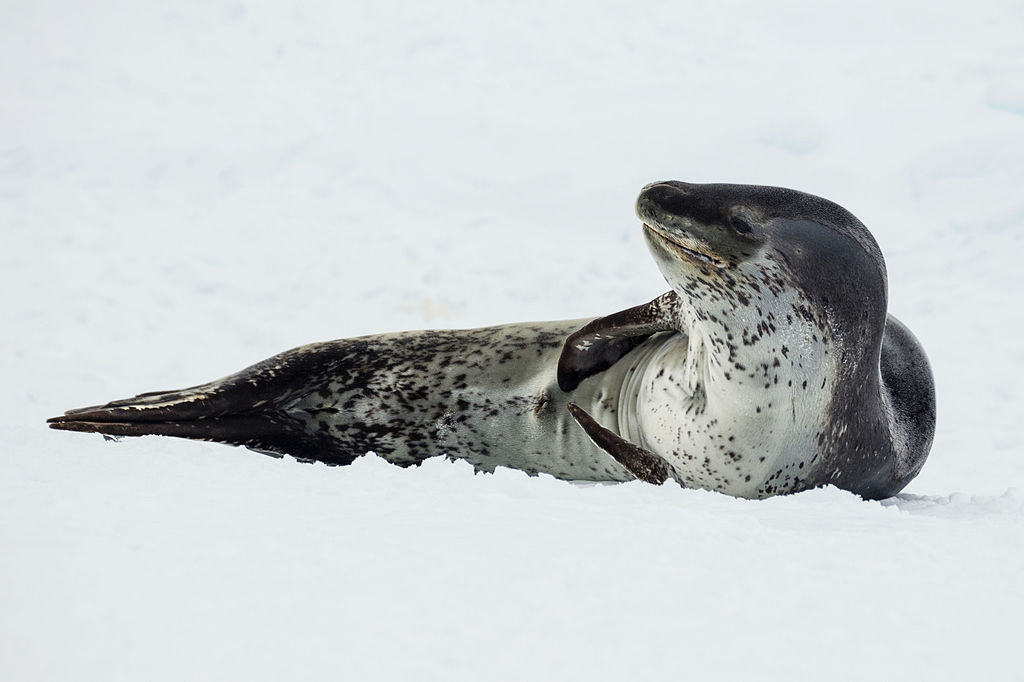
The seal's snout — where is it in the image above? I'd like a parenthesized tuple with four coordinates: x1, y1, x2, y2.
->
(636, 181, 694, 224)
(637, 181, 757, 271)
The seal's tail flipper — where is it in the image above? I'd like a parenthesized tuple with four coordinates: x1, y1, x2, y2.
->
(47, 384, 345, 463)
(566, 402, 674, 485)
(49, 381, 247, 426)
(48, 344, 356, 464)
(48, 409, 287, 455)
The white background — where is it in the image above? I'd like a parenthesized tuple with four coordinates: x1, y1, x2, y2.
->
(3, 1, 1023, 680)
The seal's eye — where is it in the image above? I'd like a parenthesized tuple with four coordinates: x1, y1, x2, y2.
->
(730, 216, 753, 234)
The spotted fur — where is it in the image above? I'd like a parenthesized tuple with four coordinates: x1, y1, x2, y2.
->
(48, 181, 936, 500)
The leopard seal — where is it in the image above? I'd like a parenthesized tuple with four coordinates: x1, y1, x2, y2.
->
(48, 181, 936, 499)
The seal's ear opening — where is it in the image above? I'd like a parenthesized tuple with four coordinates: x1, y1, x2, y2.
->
(556, 291, 681, 391)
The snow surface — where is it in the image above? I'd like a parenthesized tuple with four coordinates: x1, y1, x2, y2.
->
(3, 1, 1024, 679)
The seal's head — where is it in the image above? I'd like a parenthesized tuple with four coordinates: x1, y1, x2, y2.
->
(637, 181, 888, 369)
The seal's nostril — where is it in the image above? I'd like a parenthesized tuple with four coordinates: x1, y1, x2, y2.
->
(640, 180, 670, 193)
(662, 180, 693, 195)
(637, 182, 686, 215)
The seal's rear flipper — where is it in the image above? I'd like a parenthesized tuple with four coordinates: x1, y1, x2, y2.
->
(49, 412, 289, 458)
(557, 291, 680, 391)
(47, 343, 361, 465)
(47, 392, 347, 463)
(566, 402, 672, 484)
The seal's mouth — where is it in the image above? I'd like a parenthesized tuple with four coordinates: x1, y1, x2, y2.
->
(643, 223, 727, 269)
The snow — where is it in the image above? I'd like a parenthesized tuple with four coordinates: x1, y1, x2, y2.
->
(3, 0, 1023, 679)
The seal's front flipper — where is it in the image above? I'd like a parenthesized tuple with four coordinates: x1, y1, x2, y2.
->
(557, 291, 681, 391)
(566, 402, 672, 485)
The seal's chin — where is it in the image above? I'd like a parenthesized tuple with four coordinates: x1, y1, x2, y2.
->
(642, 223, 727, 269)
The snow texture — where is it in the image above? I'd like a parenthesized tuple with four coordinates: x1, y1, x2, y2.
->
(2, 1, 1023, 680)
